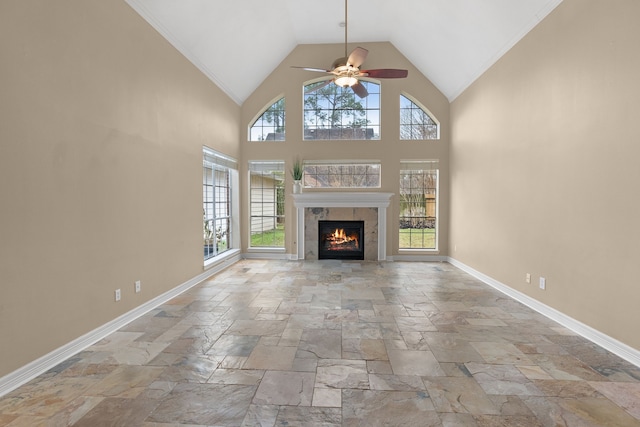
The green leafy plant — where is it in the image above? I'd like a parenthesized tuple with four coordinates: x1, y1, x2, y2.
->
(291, 158, 303, 181)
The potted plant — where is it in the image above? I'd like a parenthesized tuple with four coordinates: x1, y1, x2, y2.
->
(291, 158, 303, 194)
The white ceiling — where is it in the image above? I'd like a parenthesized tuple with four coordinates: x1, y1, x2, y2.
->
(126, 0, 563, 105)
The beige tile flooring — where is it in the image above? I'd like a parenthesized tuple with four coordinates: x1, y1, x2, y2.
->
(1, 260, 640, 426)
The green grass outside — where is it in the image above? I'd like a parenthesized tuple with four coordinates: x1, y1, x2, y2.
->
(249, 225, 434, 249)
(250, 224, 285, 247)
(399, 228, 436, 249)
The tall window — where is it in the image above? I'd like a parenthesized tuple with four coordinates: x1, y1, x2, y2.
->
(203, 147, 237, 260)
(400, 94, 439, 140)
(303, 161, 381, 188)
(303, 80, 380, 140)
(399, 160, 438, 249)
(249, 97, 285, 141)
(249, 161, 285, 248)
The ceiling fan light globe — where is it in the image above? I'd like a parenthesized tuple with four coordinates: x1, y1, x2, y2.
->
(335, 75, 358, 87)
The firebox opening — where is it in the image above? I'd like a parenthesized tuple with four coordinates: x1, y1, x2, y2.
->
(318, 220, 365, 260)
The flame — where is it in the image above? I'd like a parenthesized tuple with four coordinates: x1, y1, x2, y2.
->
(329, 228, 359, 248)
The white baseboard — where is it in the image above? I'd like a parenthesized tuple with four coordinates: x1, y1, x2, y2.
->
(0, 252, 241, 397)
(242, 252, 290, 260)
(387, 254, 448, 262)
(448, 257, 640, 368)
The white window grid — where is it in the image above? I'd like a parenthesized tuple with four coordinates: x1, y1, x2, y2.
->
(400, 94, 439, 140)
(249, 97, 286, 141)
(303, 80, 381, 140)
(249, 161, 285, 247)
(303, 160, 381, 189)
(399, 160, 439, 250)
(203, 147, 237, 260)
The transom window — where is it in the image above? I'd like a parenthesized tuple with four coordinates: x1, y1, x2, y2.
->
(303, 80, 380, 140)
(249, 161, 285, 248)
(203, 147, 237, 260)
(399, 160, 438, 249)
(400, 94, 439, 140)
(249, 97, 285, 141)
(303, 161, 381, 188)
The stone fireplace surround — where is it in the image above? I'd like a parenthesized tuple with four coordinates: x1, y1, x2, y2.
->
(292, 192, 393, 261)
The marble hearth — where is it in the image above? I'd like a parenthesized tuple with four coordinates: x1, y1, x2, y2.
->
(292, 192, 393, 261)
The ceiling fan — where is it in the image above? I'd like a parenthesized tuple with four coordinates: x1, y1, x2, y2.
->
(293, 0, 408, 98)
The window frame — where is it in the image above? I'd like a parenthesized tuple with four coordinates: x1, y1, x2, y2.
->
(302, 160, 382, 189)
(398, 160, 439, 251)
(203, 147, 237, 262)
(303, 78, 381, 141)
(248, 161, 286, 250)
(249, 95, 286, 142)
(399, 93, 440, 140)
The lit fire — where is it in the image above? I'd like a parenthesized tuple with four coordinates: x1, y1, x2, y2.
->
(327, 228, 359, 249)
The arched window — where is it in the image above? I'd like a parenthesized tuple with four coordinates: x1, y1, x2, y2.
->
(249, 97, 285, 141)
(303, 79, 380, 140)
(399, 94, 439, 140)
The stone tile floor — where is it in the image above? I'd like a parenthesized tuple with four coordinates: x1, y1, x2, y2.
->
(1, 260, 640, 426)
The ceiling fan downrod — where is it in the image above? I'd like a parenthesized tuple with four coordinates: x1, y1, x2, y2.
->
(344, 0, 349, 58)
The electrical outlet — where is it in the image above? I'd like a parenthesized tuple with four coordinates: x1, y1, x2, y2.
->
(539, 277, 546, 290)
(135, 280, 141, 293)
(525, 273, 531, 284)
(115, 289, 121, 301)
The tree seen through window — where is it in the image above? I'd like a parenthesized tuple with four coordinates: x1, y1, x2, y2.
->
(400, 94, 438, 140)
(250, 97, 285, 141)
(304, 80, 380, 140)
(399, 160, 438, 249)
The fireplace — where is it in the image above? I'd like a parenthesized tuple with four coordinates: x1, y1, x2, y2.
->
(318, 220, 365, 260)
(292, 192, 393, 261)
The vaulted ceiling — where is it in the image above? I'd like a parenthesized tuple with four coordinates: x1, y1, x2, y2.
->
(126, 0, 563, 105)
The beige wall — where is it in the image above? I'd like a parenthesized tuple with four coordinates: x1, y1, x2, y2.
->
(240, 42, 450, 258)
(9, 0, 636, 381)
(0, 0, 240, 376)
(450, 0, 640, 349)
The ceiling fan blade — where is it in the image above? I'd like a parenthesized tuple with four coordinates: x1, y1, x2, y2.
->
(347, 47, 368, 68)
(291, 66, 332, 73)
(351, 81, 368, 98)
(304, 79, 334, 94)
(360, 68, 408, 78)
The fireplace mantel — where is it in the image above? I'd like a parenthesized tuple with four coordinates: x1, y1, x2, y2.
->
(292, 192, 393, 261)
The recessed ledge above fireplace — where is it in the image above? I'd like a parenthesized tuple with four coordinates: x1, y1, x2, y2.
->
(292, 192, 393, 261)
